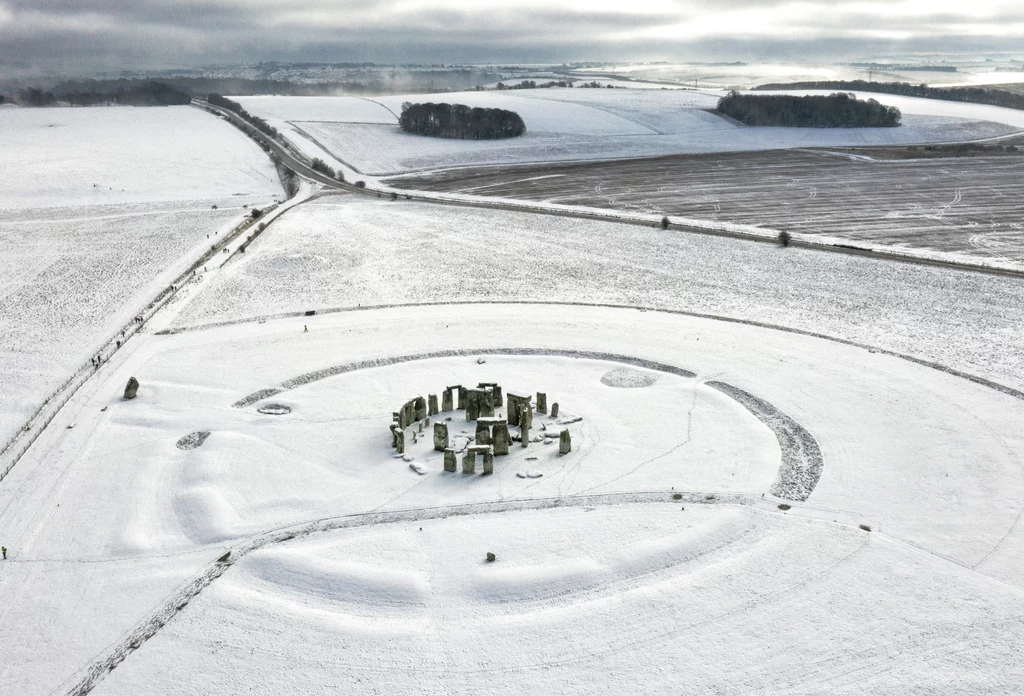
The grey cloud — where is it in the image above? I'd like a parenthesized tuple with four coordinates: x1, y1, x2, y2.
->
(1, 1, 1021, 71)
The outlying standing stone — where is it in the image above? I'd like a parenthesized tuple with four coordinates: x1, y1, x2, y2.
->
(124, 377, 140, 399)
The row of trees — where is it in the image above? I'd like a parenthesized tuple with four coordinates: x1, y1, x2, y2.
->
(399, 102, 526, 139)
(495, 80, 571, 90)
(754, 80, 1024, 111)
(4, 82, 189, 107)
(717, 91, 901, 128)
(207, 93, 279, 139)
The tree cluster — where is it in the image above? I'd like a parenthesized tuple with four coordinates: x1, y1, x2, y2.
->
(754, 80, 1024, 112)
(310, 158, 337, 178)
(717, 91, 901, 128)
(399, 102, 526, 139)
(208, 93, 279, 138)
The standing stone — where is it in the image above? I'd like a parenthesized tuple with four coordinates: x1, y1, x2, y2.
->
(391, 422, 400, 448)
(458, 386, 467, 410)
(442, 387, 455, 412)
(444, 448, 457, 472)
(434, 422, 449, 452)
(462, 450, 476, 474)
(478, 383, 503, 404)
(475, 421, 492, 445)
(480, 388, 495, 417)
(418, 421, 423, 433)
(521, 419, 530, 448)
(507, 393, 531, 426)
(394, 428, 406, 455)
(413, 396, 427, 421)
(428, 394, 439, 416)
(536, 392, 547, 414)
(559, 429, 572, 454)
(492, 421, 510, 455)
(466, 389, 481, 421)
(520, 403, 533, 430)
(551, 402, 559, 418)
(482, 449, 494, 475)
(123, 377, 139, 399)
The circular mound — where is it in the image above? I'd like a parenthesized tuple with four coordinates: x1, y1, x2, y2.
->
(176, 431, 211, 450)
(601, 368, 658, 388)
(258, 404, 292, 415)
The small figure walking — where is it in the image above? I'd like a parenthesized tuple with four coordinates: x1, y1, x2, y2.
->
(304, 325, 308, 333)
(2, 546, 6, 560)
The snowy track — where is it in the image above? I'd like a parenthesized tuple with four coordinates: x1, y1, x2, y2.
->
(60, 491, 750, 696)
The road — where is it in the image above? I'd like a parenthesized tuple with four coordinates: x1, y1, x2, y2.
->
(196, 98, 1024, 281)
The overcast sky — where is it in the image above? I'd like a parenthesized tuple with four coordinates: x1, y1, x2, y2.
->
(1, 0, 1022, 70)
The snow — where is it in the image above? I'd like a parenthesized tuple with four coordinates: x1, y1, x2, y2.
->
(170, 196, 1024, 394)
(4, 95, 1024, 696)
(0, 106, 282, 210)
(98, 505, 1024, 694)
(4, 299, 1024, 693)
(237, 89, 1019, 174)
(235, 95, 399, 123)
(0, 105, 283, 446)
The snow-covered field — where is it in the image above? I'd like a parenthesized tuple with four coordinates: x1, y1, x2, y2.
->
(0, 106, 282, 209)
(171, 196, 1024, 393)
(3, 301, 1023, 694)
(237, 89, 1021, 174)
(4, 95, 1024, 696)
(0, 106, 282, 446)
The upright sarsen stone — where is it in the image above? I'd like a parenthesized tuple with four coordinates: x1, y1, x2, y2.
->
(550, 402, 559, 418)
(444, 448, 457, 472)
(536, 392, 547, 414)
(434, 422, 449, 451)
(413, 396, 427, 421)
(428, 394, 439, 416)
(124, 377, 139, 399)
(559, 429, 572, 454)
